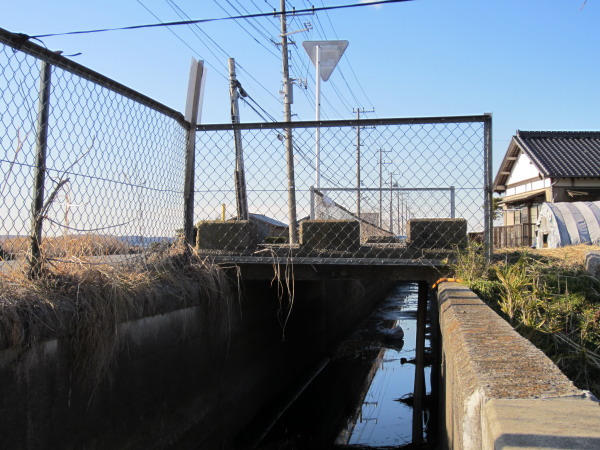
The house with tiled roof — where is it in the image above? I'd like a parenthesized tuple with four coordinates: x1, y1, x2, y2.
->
(493, 130, 600, 247)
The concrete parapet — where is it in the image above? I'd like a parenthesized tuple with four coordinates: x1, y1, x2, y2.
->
(196, 220, 258, 251)
(407, 218, 467, 249)
(437, 282, 600, 449)
(300, 220, 360, 251)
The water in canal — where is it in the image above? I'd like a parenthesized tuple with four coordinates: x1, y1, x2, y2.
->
(252, 283, 435, 449)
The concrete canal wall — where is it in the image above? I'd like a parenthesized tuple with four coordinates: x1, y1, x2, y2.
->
(437, 282, 600, 449)
(0, 275, 392, 449)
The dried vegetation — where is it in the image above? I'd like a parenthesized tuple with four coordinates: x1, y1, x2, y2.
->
(450, 244, 600, 398)
(0, 239, 232, 388)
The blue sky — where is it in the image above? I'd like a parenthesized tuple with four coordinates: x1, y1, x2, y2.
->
(3, 0, 599, 172)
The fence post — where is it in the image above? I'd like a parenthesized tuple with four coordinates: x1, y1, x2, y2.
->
(483, 114, 493, 261)
(310, 186, 315, 220)
(29, 60, 52, 278)
(183, 59, 206, 249)
(450, 185, 455, 218)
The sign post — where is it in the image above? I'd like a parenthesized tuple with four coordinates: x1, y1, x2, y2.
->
(303, 40, 348, 192)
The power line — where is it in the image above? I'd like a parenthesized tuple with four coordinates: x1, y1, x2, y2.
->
(212, 0, 281, 59)
(157, 0, 283, 121)
(29, 0, 414, 39)
(135, 0, 229, 83)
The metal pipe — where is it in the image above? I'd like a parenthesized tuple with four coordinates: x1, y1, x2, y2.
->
(196, 114, 492, 132)
(484, 114, 493, 261)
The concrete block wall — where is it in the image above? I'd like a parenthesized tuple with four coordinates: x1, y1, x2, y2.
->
(300, 220, 361, 250)
(437, 282, 600, 449)
(196, 220, 259, 250)
(407, 218, 467, 249)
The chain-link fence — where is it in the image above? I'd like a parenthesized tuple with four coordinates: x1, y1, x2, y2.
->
(195, 117, 492, 264)
(0, 29, 188, 275)
(1, 27, 492, 273)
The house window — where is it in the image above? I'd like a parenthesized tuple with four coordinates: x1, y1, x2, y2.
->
(529, 204, 540, 225)
(513, 209, 522, 225)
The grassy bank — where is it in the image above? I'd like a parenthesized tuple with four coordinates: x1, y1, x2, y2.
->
(449, 244, 600, 398)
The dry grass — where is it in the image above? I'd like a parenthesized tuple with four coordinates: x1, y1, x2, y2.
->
(0, 241, 232, 389)
(1, 234, 132, 260)
(494, 244, 600, 272)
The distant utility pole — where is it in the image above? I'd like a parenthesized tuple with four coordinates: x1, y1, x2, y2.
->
(280, 0, 298, 244)
(379, 148, 391, 228)
(353, 107, 374, 219)
(228, 58, 249, 221)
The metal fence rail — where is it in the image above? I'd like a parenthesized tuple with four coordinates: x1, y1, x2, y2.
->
(1, 27, 492, 271)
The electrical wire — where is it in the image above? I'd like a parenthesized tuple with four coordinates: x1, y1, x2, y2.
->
(29, 0, 414, 39)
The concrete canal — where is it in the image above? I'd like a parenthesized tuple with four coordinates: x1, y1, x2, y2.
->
(239, 283, 436, 449)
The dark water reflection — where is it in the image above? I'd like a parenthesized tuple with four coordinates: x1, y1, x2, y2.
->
(256, 283, 433, 449)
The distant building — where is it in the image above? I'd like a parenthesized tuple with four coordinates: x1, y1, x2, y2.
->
(493, 130, 600, 247)
(249, 213, 288, 240)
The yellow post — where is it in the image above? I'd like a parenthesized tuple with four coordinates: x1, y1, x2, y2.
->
(221, 204, 226, 221)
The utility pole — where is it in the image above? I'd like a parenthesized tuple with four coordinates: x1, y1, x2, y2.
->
(355, 108, 361, 219)
(280, 0, 298, 244)
(228, 58, 249, 221)
(389, 174, 398, 233)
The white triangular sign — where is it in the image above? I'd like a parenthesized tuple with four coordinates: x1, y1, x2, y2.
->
(302, 40, 349, 81)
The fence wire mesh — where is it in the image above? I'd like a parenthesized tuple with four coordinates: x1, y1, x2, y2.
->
(195, 118, 490, 264)
(1, 28, 491, 274)
(1, 33, 187, 275)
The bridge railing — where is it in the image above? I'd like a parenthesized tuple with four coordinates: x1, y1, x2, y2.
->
(195, 116, 492, 264)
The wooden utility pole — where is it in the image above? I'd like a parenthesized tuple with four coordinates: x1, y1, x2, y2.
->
(228, 58, 249, 221)
(280, 0, 298, 244)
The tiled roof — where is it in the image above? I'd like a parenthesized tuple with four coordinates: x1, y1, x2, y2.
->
(515, 130, 600, 177)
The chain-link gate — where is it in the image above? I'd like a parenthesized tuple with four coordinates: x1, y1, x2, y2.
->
(1, 27, 491, 274)
(195, 117, 492, 264)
